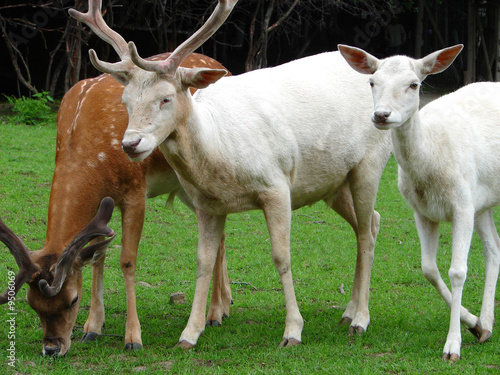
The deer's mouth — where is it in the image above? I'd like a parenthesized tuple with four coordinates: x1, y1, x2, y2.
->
(374, 123, 390, 130)
(125, 150, 149, 161)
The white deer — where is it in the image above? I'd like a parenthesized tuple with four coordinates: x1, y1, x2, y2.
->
(339, 44, 500, 362)
(71, 0, 392, 348)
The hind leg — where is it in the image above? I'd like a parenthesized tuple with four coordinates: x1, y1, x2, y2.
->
(206, 233, 233, 326)
(474, 209, 500, 343)
(329, 182, 380, 333)
(82, 245, 106, 342)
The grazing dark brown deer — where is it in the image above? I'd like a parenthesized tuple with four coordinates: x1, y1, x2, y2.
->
(0, 197, 116, 355)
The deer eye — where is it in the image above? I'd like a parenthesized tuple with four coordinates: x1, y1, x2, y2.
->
(160, 97, 172, 108)
(70, 295, 79, 308)
(409, 82, 419, 90)
(369, 81, 374, 88)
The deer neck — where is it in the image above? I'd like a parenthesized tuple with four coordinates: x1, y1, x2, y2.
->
(160, 97, 227, 189)
(390, 108, 434, 181)
(43, 166, 109, 254)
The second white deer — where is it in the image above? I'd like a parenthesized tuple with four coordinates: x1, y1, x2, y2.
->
(339, 43, 500, 362)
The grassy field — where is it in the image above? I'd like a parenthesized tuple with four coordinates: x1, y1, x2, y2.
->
(0, 118, 499, 374)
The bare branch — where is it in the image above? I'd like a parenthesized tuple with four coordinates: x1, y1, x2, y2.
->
(0, 17, 38, 94)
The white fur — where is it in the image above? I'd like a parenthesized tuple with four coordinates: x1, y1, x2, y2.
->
(120, 52, 391, 347)
(340, 44, 500, 361)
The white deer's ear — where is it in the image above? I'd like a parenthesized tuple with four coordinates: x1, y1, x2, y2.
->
(338, 44, 379, 75)
(418, 44, 463, 77)
(179, 68, 227, 89)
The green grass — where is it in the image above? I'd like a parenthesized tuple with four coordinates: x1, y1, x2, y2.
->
(0, 119, 499, 374)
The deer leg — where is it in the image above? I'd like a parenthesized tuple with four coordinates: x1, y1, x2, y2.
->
(329, 183, 357, 328)
(333, 164, 382, 334)
(262, 187, 303, 348)
(347, 196, 376, 333)
(82, 245, 106, 341)
(417, 212, 476, 326)
(206, 233, 233, 326)
(415, 209, 476, 362)
(119, 198, 146, 350)
(443, 208, 475, 362)
(178, 210, 226, 349)
(329, 182, 379, 331)
(473, 209, 500, 343)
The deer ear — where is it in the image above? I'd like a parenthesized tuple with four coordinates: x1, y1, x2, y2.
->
(179, 68, 227, 89)
(419, 44, 463, 77)
(338, 44, 380, 75)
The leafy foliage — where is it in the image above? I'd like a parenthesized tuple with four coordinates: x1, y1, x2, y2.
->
(4, 92, 55, 125)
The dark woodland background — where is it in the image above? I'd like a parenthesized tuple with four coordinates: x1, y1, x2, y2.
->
(0, 0, 498, 98)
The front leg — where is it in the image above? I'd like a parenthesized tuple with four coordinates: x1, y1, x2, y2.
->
(178, 210, 226, 348)
(443, 208, 475, 362)
(416, 213, 478, 330)
(119, 198, 146, 350)
(262, 188, 303, 347)
(416, 210, 476, 361)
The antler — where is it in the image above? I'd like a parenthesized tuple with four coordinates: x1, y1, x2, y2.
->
(129, 0, 238, 77)
(69, 0, 134, 76)
(0, 220, 40, 304)
(72, 0, 238, 79)
(38, 197, 116, 297)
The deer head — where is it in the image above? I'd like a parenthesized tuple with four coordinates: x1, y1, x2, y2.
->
(0, 197, 116, 356)
(69, 0, 238, 162)
(338, 44, 463, 129)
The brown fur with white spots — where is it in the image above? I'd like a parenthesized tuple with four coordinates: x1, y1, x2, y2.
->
(0, 52, 232, 356)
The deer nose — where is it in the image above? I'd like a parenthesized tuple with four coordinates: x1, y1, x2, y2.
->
(373, 111, 391, 123)
(121, 139, 141, 154)
(43, 343, 61, 356)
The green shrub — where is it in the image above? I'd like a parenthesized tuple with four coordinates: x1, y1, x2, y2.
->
(4, 92, 55, 125)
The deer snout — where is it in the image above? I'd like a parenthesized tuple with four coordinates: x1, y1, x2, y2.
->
(122, 131, 155, 161)
(122, 138, 141, 155)
(42, 339, 63, 356)
(373, 110, 391, 124)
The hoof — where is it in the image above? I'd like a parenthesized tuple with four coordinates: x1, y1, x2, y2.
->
(479, 330, 492, 344)
(175, 340, 195, 350)
(81, 332, 100, 342)
(338, 317, 352, 327)
(468, 323, 483, 340)
(206, 320, 222, 327)
(124, 343, 143, 350)
(347, 325, 365, 335)
(442, 352, 460, 363)
(278, 338, 301, 348)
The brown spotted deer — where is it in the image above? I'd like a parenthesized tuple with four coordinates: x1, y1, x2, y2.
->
(0, 197, 116, 355)
(73, 0, 392, 349)
(0, 12, 232, 358)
